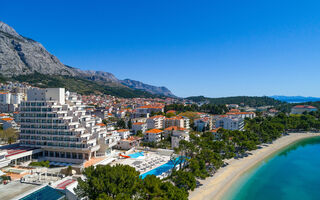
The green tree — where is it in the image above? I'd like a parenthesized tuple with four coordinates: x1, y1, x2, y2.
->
(75, 164, 142, 199)
(141, 175, 188, 200)
(116, 119, 126, 129)
(136, 130, 144, 137)
(127, 120, 132, 129)
(171, 171, 196, 191)
(0, 128, 18, 144)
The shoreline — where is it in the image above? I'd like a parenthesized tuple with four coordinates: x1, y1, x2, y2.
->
(188, 132, 320, 200)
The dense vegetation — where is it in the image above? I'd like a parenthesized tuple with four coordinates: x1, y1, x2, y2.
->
(276, 101, 320, 113)
(75, 112, 320, 200)
(0, 128, 18, 144)
(164, 103, 228, 115)
(10, 73, 161, 98)
(0, 75, 7, 84)
(75, 164, 188, 200)
(173, 112, 320, 184)
(186, 96, 285, 107)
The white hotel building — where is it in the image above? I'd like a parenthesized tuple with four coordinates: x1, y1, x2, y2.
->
(19, 88, 112, 164)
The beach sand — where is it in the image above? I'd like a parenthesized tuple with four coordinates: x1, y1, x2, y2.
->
(188, 132, 320, 200)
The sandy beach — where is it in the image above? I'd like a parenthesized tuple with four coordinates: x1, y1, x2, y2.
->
(189, 132, 320, 200)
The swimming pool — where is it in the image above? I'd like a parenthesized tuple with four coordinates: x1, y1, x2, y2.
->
(128, 151, 144, 158)
(19, 185, 65, 200)
(140, 157, 184, 179)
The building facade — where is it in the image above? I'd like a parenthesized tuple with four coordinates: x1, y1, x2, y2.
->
(291, 105, 318, 114)
(146, 115, 165, 129)
(215, 116, 244, 131)
(19, 88, 109, 164)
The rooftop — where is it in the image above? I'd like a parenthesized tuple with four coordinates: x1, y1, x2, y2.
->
(164, 126, 186, 131)
(19, 185, 65, 200)
(117, 129, 129, 132)
(145, 129, 163, 134)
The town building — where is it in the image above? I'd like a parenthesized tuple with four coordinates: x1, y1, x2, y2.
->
(144, 129, 163, 143)
(215, 116, 244, 131)
(225, 111, 256, 119)
(0, 117, 19, 130)
(136, 105, 164, 114)
(146, 115, 165, 129)
(194, 117, 213, 132)
(291, 105, 318, 114)
(164, 126, 187, 138)
(19, 88, 110, 164)
(116, 136, 142, 150)
(132, 122, 147, 134)
(171, 130, 190, 149)
(116, 129, 130, 139)
(164, 116, 190, 129)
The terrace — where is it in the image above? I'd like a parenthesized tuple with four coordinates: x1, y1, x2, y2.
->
(111, 151, 173, 179)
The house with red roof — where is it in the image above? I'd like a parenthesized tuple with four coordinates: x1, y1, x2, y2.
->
(132, 122, 147, 133)
(291, 105, 318, 114)
(144, 129, 163, 143)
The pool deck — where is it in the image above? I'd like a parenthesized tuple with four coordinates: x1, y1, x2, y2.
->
(111, 151, 171, 177)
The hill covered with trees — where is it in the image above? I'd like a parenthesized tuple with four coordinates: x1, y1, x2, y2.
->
(186, 96, 285, 107)
(6, 73, 162, 98)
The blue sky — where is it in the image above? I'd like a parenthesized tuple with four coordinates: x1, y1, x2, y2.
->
(2, 0, 320, 97)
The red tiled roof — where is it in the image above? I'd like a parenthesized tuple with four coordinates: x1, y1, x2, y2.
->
(117, 129, 129, 132)
(138, 105, 164, 109)
(226, 112, 255, 115)
(294, 105, 317, 109)
(210, 128, 221, 133)
(164, 126, 186, 131)
(166, 110, 176, 113)
(1, 118, 13, 121)
(96, 123, 106, 127)
(150, 115, 165, 119)
(145, 129, 163, 134)
(133, 122, 145, 125)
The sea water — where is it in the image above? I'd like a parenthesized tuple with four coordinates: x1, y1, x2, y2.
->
(223, 136, 320, 200)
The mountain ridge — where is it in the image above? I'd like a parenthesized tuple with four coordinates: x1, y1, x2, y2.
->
(121, 79, 175, 97)
(270, 95, 320, 103)
(0, 21, 175, 97)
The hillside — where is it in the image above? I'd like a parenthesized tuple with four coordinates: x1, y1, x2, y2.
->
(271, 95, 320, 103)
(0, 21, 175, 97)
(121, 79, 175, 97)
(187, 96, 285, 107)
(8, 73, 160, 98)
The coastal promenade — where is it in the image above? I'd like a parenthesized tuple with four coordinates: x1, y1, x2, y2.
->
(189, 132, 320, 200)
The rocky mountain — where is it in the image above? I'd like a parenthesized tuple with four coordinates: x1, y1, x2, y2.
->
(71, 67, 119, 84)
(0, 21, 175, 97)
(121, 79, 175, 97)
(0, 21, 77, 77)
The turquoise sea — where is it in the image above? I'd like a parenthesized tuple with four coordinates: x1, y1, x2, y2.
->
(223, 136, 320, 200)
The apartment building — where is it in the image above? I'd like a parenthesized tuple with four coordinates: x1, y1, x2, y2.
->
(132, 122, 147, 134)
(0, 117, 19, 130)
(19, 88, 110, 164)
(215, 116, 244, 131)
(225, 111, 256, 119)
(144, 129, 163, 143)
(194, 117, 213, 132)
(0, 92, 25, 112)
(164, 126, 188, 138)
(146, 115, 165, 129)
(291, 105, 318, 114)
(136, 105, 164, 114)
(164, 116, 190, 129)
(171, 131, 190, 149)
(116, 136, 142, 150)
(0, 92, 11, 104)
